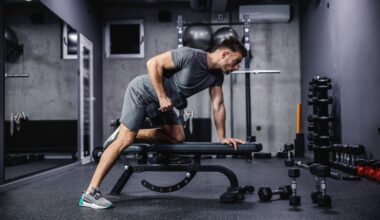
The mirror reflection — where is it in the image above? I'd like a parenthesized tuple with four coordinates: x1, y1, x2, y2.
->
(4, 1, 78, 182)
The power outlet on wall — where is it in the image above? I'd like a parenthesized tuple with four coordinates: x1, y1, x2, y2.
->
(256, 126, 261, 131)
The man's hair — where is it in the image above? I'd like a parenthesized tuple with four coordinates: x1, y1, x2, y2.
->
(215, 37, 247, 57)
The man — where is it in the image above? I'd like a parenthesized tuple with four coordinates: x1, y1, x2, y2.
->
(79, 37, 248, 209)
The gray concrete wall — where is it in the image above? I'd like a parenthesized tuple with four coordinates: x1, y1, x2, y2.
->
(4, 4, 77, 120)
(103, 4, 301, 153)
(300, 0, 380, 159)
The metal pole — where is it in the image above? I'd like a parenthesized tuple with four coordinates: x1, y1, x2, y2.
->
(243, 15, 254, 142)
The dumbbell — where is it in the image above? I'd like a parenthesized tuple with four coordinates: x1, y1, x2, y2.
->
(331, 144, 342, 166)
(311, 165, 331, 207)
(348, 144, 365, 167)
(356, 159, 367, 176)
(307, 123, 314, 132)
(309, 164, 323, 203)
(308, 97, 334, 105)
(147, 92, 187, 119)
(308, 133, 333, 142)
(363, 160, 378, 178)
(348, 144, 365, 155)
(92, 146, 104, 163)
(307, 115, 334, 123)
(375, 167, 380, 183)
(284, 144, 294, 166)
(308, 143, 315, 151)
(312, 76, 331, 83)
(366, 162, 380, 180)
(258, 185, 292, 202)
(288, 168, 301, 207)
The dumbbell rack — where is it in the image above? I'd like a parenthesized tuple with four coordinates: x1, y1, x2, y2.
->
(307, 76, 334, 165)
(330, 144, 365, 175)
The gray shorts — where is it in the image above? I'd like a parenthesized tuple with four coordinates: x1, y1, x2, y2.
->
(120, 76, 181, 132)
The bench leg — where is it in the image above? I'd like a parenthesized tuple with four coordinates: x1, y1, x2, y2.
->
(109, 165, 134, 195)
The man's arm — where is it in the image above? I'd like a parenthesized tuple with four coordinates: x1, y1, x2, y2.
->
(209, 86, 245, 150)
(146, 51, 175, 112)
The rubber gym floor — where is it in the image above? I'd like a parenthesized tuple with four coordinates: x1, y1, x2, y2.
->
(0, 157, 379, 220)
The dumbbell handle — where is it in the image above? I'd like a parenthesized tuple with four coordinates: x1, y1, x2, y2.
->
(329, 171, 341, 180)
(295, 161, 309, 169)
(272, 189, 287, 195)
(291, 180, 297, 196)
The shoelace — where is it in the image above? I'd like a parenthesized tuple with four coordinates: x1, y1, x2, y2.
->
(92, 189, 102, 200)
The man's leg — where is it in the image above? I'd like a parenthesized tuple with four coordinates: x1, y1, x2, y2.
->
(160, 124, 185, 143)
(87, 124, 137, 192)
(80, 124, 137, 209)
(136, 124, 185, 143)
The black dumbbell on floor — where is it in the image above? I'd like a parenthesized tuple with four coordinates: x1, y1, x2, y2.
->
(310, 164, 332, 207)
(288, 168, 301, 207)
(310, 164, 322, 203)
(147, 92, 187, 119)
(258, 185, 292, 202)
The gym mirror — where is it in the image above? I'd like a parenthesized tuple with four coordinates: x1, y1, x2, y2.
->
(4, 0, 79, 182)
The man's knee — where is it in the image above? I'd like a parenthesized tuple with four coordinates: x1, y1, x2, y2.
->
(110, 124, 136, 153)
(172, 132, 185, 143)
(107, 136, 133, 154)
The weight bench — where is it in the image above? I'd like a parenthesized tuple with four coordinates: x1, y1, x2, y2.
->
(110, 142, 262, 203)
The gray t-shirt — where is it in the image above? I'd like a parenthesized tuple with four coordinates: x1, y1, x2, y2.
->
(168, 47, 224, 97)
(131, 47, 224, 103)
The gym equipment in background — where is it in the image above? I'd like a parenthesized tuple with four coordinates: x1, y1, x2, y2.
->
(307, 76, 334, 165)
(288, 168, 301, 208)
(212, 27, 238, 49)
(309, 164, 332, 207)
(356, 159, 380, 182)
(330, 144, 365, 175)
(5, 26, 24, 63)
(183, 24, 212, 51)
(294, 103, 305, 157)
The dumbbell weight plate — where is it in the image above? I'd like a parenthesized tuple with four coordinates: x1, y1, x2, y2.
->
(316, 194, 331, 207)
(258, 187, 272, 202)
(242, 185, 255, 194)
(289, 195, 301, 206)
(285, 160, 294, 167)
(311, 191, 322, 203)
(92, 146, 104, 163)
(279, 185, 292, 199)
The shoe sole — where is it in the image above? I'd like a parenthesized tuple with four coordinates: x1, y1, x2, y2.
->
(79, 198, 112, 210)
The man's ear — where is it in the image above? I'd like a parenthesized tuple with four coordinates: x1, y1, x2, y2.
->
(222, 50, 230, 58)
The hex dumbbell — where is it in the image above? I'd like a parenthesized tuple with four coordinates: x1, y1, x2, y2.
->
(258, 185, 292, 202)
(147, 92, 187, 119)
(288, 168, 301, 207)
(310, 164, 332, 207)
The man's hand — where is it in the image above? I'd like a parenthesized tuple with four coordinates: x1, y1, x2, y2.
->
(159, 96, 173, 112)
(221, 137, 246, 150)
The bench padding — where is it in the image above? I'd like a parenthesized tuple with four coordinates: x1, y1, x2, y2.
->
(125, 142, 262, 155)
